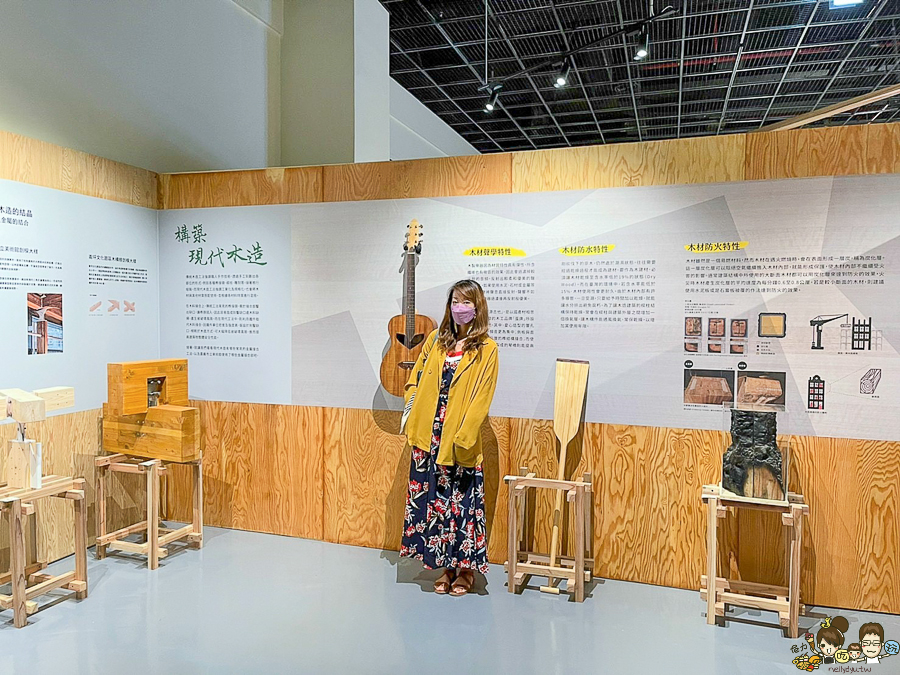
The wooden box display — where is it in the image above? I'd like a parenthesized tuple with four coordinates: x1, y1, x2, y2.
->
(103, 359, 201, 463)
(107, 359, 189, 416)
(102, 403, 201, 463)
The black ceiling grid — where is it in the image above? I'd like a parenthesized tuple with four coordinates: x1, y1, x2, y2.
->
(383, 0, 900, 152)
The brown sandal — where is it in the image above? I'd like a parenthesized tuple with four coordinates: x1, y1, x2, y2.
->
(434, 570, 452, 594)
(450, 570, 474, 596)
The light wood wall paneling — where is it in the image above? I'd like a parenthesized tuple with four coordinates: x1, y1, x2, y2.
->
(510, 134, 746, 193)
(322, 153, 513, 202)
(482, 417, 512, 565)
(158, 166, 324, 209)
(167, 401, 324, 540)
(853, 438, 900, 614)
(866, 123, 900, 174)
(0, 130, 157, 208)
(322, 407, 408, 550)
(807, 125, 867, 177)
(162, 403, 900, 614)
(745, 128, 811, 180)
(154, 123, 900, 208)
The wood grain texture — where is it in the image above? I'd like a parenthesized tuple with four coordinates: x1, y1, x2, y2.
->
(379, 314, 437, 397)
(152, 123, 900, 208)
(866, 123, 900, 174)
(510, 134, 746, 193)
(158, 166, 323, 209)
(322, 153, 512, 202)
(166, 401, 324, 540)
(322, 407, 408, 550)
(0, 130, 157, 208)
(807, 125, 867, 178)
(745, 128, 810, 180)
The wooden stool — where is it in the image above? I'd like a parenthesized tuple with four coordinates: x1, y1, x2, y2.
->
(95, 453, 203, 570)
(504, 469, 593, 602)
(0, 475, 88, 628)
(700, 484, 809, 637)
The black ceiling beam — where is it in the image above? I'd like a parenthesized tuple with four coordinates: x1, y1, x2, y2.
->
(474, 4, 679, 92)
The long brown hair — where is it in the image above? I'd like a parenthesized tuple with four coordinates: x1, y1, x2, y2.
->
(817, 616, 849, 651)
(437, 279, 489, 353)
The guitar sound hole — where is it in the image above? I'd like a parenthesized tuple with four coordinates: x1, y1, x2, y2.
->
(395, 333, 426, 348)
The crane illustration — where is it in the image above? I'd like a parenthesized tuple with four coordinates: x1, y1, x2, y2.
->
(810, 313, 848, 350)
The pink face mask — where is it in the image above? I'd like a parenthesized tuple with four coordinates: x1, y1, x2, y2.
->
(451, 303, 476, 325)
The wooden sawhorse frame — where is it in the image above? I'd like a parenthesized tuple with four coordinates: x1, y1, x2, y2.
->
(505, 469, 593, 602)
(95, 454, 203, 570)
(700, 484, 809, 638)
(0, 475, 88, 628)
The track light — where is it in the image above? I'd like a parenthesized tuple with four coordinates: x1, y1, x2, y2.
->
(484, 86, 501, 113)
(633, 28, 649, 61)
(554, 59, 572, 88)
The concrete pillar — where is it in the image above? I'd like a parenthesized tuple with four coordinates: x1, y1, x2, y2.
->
(281, 0, 389, 166)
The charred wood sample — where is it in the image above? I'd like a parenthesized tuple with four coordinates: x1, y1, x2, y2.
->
(722, 409, 784, 500)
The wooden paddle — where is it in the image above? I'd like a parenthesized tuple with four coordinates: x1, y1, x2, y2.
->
(541, 358, 590, 593)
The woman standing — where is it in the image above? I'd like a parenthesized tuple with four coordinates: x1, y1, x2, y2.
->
(399, 279, 499, 596)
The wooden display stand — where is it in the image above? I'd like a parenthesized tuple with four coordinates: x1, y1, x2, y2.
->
(505, 359, 592, 602)
(0, 476, 88, 628)
(95, 454, 203, 570)
(98, 359, 203, 570)
(700, 484, 809, 638)
(505, 469, 593, 602)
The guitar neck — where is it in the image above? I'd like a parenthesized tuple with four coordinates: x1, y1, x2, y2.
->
(404, 251, 416, 336)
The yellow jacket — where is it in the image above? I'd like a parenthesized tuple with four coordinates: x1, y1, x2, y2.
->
(404, 330, 499, 467)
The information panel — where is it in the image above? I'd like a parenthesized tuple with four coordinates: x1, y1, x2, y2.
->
(288, 175, 900, 441)
(0, 179, 159, 411)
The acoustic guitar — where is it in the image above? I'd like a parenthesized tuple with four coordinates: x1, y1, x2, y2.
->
(379, 220, 437, 397)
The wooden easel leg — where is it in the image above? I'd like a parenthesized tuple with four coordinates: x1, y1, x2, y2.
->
(96, 464, 107, 560)
(788, 505, 803, 638)
(706, 497, 718, 626)
(507, 478, 518, 594)
(191, 459, 203, 548)
(9, 500, 27, 628)
(574, 485, 585, 602)
(73, 482, 88, 599)
(146, 461, 160, 570)
(583, 473, 593, 566)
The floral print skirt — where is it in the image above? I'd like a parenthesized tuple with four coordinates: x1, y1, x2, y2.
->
(399, 354, 489, 573)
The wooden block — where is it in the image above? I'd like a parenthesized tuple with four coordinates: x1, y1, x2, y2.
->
(107, 359, 189, 416)
(32, 386, 75, 411)
(103, 404, 201, 463)
(7, 440, 41, 490)
(1, 389, 46, 423)
(684, 376, 733, 405)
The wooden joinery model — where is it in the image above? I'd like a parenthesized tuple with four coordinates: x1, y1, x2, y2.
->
(102, 359, 201, 463)
(1, 386, 75, 489)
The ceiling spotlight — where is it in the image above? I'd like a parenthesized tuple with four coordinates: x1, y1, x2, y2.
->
(484, 86, 501, 113)
(633, 28, 649, 61)
(554, 59, 572, 88)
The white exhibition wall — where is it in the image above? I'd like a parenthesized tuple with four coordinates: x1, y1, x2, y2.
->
(4, 172, 899, 441)
(0, 179, 159, 411)
(158, 174, 900, 442)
